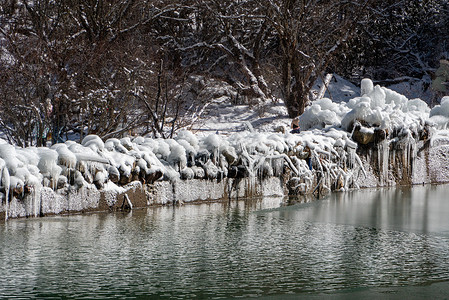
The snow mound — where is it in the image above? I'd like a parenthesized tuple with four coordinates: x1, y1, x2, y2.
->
(430, 96, 449, 129)
(301, 78, 431, 133)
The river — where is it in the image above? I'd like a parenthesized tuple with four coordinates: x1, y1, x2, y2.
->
(1, 184, 449, 299)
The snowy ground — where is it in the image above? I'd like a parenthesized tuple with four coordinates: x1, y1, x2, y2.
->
(192, 74, 442, 136)
(192, 74, 362, 135)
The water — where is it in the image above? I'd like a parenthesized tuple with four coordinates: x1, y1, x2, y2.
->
(1, 184, 449, 299)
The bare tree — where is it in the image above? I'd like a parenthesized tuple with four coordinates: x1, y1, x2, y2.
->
(4, 0, 439, 141)
(336, 0, 449, 87)
(0, 0, 67, 146)
(260, 0, 369, 117)
(0, 0, 183, 144)
(163, 0, 273, 104)
(170, 0, 370, 116)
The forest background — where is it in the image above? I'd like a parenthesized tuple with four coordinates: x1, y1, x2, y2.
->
(0, 0, 448, 147)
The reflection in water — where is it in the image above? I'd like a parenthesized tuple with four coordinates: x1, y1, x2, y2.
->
(1, 185, 449, 299)
(298, 185, 449, 235)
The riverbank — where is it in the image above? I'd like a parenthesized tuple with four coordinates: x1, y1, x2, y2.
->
(1, 134, 448, 221)
(1, 79, 449, 220)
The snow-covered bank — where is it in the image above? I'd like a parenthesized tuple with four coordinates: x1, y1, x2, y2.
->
(1, 79, 449, 220)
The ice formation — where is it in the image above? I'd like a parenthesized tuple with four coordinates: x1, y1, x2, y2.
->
(0, 79, 448, 219)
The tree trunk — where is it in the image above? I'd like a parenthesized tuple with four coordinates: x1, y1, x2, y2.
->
(282, 50, 309, 118)
(285, 81, 308, 118)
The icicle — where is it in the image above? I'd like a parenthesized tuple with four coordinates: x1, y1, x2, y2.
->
(272, 156, 284, 176)
(258, 154, 300, 177)
(406, 131, 417, 177)
(354, 152, 367, 178)
(347, 147, 354, 169)
(1, 166, 10, 221)
(239, 143, 255, 169)
(377, 139, 389, 184)
(345, 138, 357, 169)
(31, 186, 41, 218)
(311, 149, 323, 173)
(253, 156, 266, 181)
(391, 149, 396, 169)
(281, 154, 299, 176)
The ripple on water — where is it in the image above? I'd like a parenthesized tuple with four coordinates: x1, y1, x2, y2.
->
(1, 186, 449, 298)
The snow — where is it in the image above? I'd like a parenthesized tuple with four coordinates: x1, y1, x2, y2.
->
(430, 96, 449, 129)
(1, 76, 449, 218)
(300, 79, 433, 134)
(361, 78, 374, 96)
(51, 143, 77, 169)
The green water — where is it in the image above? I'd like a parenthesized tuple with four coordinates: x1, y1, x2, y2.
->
(1, 184, 449, 299)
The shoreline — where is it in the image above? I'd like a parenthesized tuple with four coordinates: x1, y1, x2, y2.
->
(2, 138, 448, 221)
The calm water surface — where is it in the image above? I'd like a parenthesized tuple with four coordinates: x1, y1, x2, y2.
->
(1, 184, 449, 299)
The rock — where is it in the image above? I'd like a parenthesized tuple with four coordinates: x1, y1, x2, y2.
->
(204, 160, 219, 179)
(12, 185, 23, 198)
(191, 166, 205, 179)
(180, 167, 195, 180)
(131, 168, 140, 182)
(222, 147, 238, 165)
(228, 166, 238, 178)
(374, 128, 387, 142)
(119, 173, 132, 185)
(145, 169, 163, 184)
(287, 178, 306, 195)
(57, 176, 68, 190)
(228, 165, 249, 178)
(196, 149, 210, 164)
(352, 124, 374, 145)
(108, 166, 120, 183)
